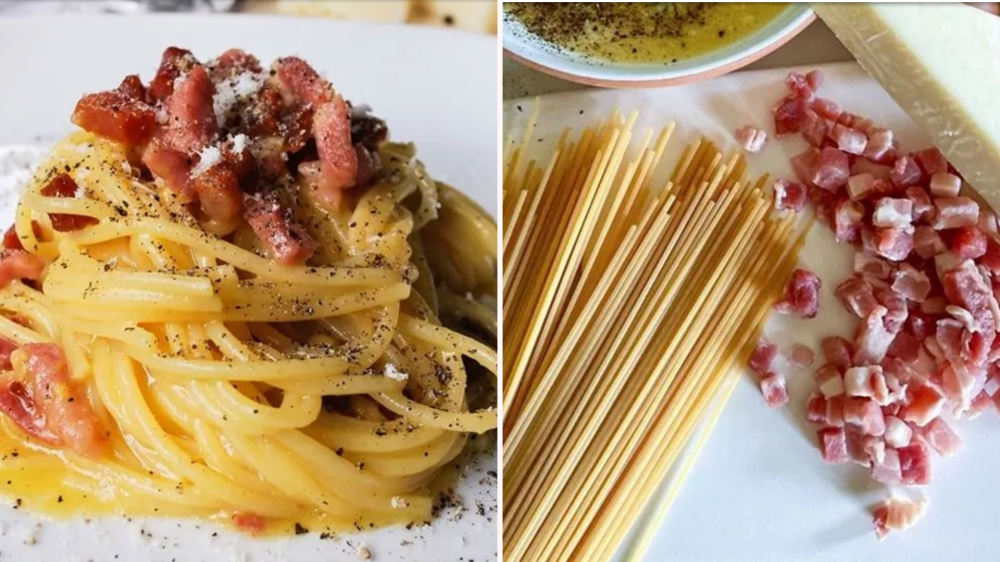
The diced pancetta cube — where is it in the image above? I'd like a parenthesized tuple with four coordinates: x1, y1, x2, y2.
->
(821, 336, 854, 369)
(950, 226, 987, 259)
(800, 110, 828, 147)
(818, 427, 849, 464)
(887, 332, 922, 364)
(875, 226, 915, 262)
(982, 235, 1000, 274)
(808, 185, 837, 226)
(834, 199, 864, 242)
(760, 372, 789, 408)
(873, 497, 928, 540)
(854, 305, 895, 365)
(945, 305, 977, 333)
(932, 196, 979, 230)
(967, 391, 993, 419)
(979, 210, 998, 235)
(905, 187, 934, 222)
(815, 364, 846, 398)
(844, 397, 886, 436)
(785, 71, 816, 101)
(787, 343, 815, 367)
(920, 417, 962, 457)
(942, 260, 995, 332)
(773, 269, 822, 319)
(838, 112, 874, 135)
(844, 425, 869, 465)
(891, 264, 930, 302)
(871, 449, 903, 485)
(863, 128, 895, 163)
(941, 362, 986, 413)
(774, 95, 811, 136)
(846, 172, 875, 200)
(773, 179, 808, 212)
(913, 226, 946, 259)
(845, 366, 889, 405)
(826, 395, 847, 426)
(890, 155, 924, 188)
(863, 436, 886, 465)
(884, 416, 913, 448)
(806, 392, 828, 424)
(854, 253, 893, 280)
(805, 69, 824, 91)
(914, 147, 949, 176)
(898, 442, 932, 485)
(934, 252, 962, 282)
(872, 198, 913, 228)
(876, 288, 909, 333)
(836, 277, 879, 318)
(901, 382, 946, 427)
(851, 158, 892, 181)
(812, 147, 851, 191)
(791, 148, 820, 186)
(812, 97, 841, 121)
(929, 171, 961, 198)
(831, 123, 867, 155)
(749, 340, 778, 375)
(735, 125, 768, 153)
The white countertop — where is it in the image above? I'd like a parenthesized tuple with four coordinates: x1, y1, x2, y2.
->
(503, 20, 853, 100)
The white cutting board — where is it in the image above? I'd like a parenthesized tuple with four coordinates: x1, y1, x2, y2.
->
(502, 62, 1000, 562)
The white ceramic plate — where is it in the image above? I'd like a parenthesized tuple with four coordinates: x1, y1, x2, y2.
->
(504, 62, 1000, 561)
(0, 14, 497, 562)
(502, 4, 814, 88)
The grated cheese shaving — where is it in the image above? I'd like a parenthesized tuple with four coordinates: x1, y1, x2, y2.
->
(213, 72, 264, 127)
(230, 133, 248, 154)
(384, 363, 409, 381)
(191, 145, 222, 177)
(390, 496, 410, 509)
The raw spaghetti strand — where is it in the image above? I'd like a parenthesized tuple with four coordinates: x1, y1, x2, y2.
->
(502, 106, 806, 562)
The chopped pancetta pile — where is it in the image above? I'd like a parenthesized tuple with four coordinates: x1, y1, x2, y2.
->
(750, 69, 1000, 539)
(63, 47, 389, 265)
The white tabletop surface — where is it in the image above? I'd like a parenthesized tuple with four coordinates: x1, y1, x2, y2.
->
(503, 20, 853, 100)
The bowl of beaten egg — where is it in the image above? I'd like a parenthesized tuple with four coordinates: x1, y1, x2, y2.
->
(502, 3, 815, 88)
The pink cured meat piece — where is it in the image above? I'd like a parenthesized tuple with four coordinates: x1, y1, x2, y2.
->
(812, 147, 851, 191)
(806, 393, 829, 424)
(890, 155, 923, 188)
(791, 148, 820, 186)
(871, 448, 903, 485)
(901, 381, 946, 427)
(788, 344, 815, 367)
(818, 427, 849, 464)
(831, 123, 867, 155)
(872, 198, 913, 228)
(873, 497, 928, 540)
(898, 442, 932, 485)
(913, 226, 947, 259)
(773, 180, 808, 212)
(815, 364, 846, 398)
(920, 417, 963, 457)
(800, 110, 828, 147)
(812, 97, 841, 121)
(760, 373, 789, 408)
(843, 397, 886, 436)
(914, 147, 949, 176)
(774, 95, 811, 136)
(929, 172, 961, 198)
(883, 416, 913, 448)
(906, 187, 935, 222)
(863, 128, 895, 163)
(821, 336, 854, 369)
(735, 125, 768, 153)
(854, 305, 895, 365)
(874, 227, 915, 262)
(891, 264, 931, 303)
(749, 340, 778, 376)
(933, 197, 979, 230)
(854, 253, 893, 280)
(846, 172, 876, 200)
(774, 269, 822, 319)
(887, 332, 922, 364)
(834, 199, 865, 243)
(836, 277, 879, 318)
(951, 226, 987, 260)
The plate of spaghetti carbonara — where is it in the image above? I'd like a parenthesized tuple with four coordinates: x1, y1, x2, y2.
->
(0, 14, 496, 562)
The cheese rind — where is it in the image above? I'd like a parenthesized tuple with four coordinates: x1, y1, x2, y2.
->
(814, 3, 1000, 212)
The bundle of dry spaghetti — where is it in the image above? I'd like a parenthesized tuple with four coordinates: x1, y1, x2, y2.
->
(502, 108, 808, 562)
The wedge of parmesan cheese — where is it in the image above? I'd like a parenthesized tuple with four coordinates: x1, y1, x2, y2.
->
(814, 3, 1000, 212)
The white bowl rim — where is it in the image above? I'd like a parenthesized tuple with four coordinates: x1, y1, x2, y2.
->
(502, 4, 815, 83)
